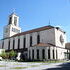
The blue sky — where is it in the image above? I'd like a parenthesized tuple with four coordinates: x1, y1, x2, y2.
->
(0, 0, 70, 42)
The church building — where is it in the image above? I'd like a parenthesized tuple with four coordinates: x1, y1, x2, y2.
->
(0, 13, 70, 60)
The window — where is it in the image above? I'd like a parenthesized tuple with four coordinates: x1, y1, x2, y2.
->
(12, 28, 20, 33)
(37, 34, 40, 44)
(18, 38, 20, 49)
(37, 49, 39, 59)
(32, 49, 34, 59)
(8, 39, 10, 50)
(48, 49, 50, 59)
(14, 17, 17, 26)
(9, 17, 12, 24)
(13, 38, 15, 50)
(23, 37, 26, 48)
(53, 49, 55, 59)
(42, 49, 45, 59)
(30, 36, 32, 47)
(29, 50, 30, 59)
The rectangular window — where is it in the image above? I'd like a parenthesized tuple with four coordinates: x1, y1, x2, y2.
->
(29, 50, 31, 59)
(42, 49, 45, 59)
(8, 39, 10, 50)
(53, 50, 55, 59)
(37, 49, 39, 59)
(14, 17, 17, 26)
(9, 17, 12, 24)
(24, 37, 26, 48)
(30, 36, 32, 47)
(32, 49, 34, 59)
(37, 34, 40, 44)
(48, 49, 50, 59)
(18, 38, 20, 49)
(13, 38, 15, 50)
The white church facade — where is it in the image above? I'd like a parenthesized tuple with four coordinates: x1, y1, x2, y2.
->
(0, 13, 70, 60)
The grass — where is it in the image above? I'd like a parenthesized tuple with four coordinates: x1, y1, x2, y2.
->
(0, 65, 6, 67)
(28, 60, 66, 63)
(11, 67, 27, 69)
(30, 65, 39, 67)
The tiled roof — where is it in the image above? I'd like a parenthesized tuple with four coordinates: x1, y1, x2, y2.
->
(31, 43, 67, 49)
(32, 43, 52, 47)
(12, 25, 54, 37)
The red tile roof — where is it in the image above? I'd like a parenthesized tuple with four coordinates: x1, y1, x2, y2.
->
(32, 43, 52, 47)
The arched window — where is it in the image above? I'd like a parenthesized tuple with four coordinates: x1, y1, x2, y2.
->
(37, 34, 40, 44)
(30, 36, 32, 47)
(48, 49, 50, 59)
(42, 49, 45, 59)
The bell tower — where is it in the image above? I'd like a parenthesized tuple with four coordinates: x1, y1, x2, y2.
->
(3, 13, 21, 38)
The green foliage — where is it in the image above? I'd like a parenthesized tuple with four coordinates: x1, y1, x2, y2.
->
(9, 50, 17, 58)
(0, 50, 17, 59)
(0, 51, 7, 59)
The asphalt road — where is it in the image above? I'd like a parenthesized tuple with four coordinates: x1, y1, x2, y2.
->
(44, 62, 70, 70)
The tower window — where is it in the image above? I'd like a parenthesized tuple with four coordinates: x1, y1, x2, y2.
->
(9, 17, 12, 24)
(14, 17, 17, 26)
(37, 34, 40, 44)
(30, 36, 32, 47)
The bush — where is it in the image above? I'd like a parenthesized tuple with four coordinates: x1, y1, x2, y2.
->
(0, 50, 17, 60)
(9, 50, 17, 59)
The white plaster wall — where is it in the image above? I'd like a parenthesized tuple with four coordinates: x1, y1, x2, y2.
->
(57, 47, 67, 60)
(55, 28, 66, 48)
(40, 28, 55, 45)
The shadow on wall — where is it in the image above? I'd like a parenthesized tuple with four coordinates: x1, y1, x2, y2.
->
(43, 62, 70, 70)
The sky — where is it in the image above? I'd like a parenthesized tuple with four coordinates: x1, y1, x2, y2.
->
(0, 0, 70, 42)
